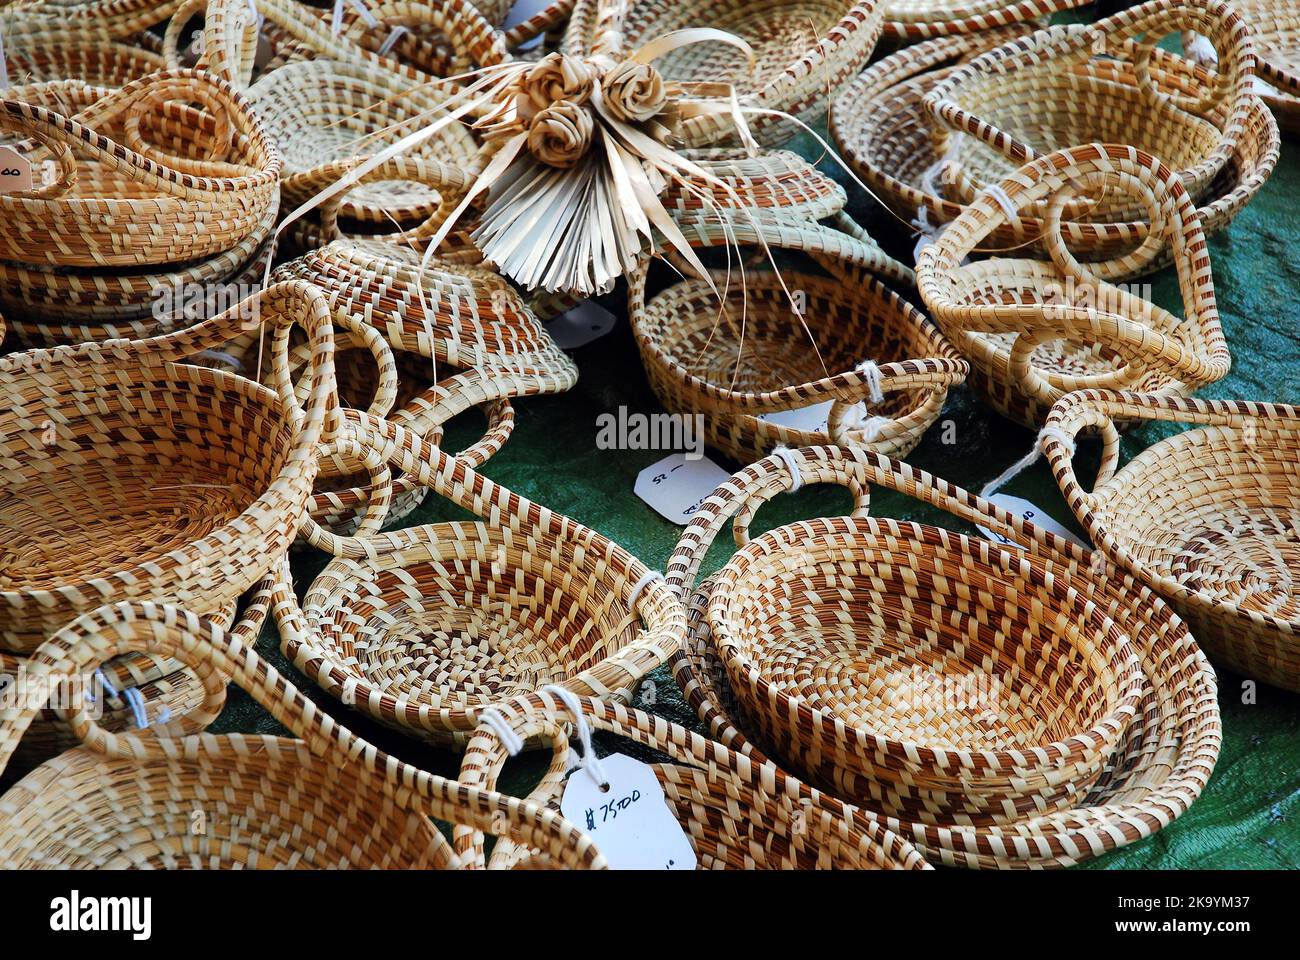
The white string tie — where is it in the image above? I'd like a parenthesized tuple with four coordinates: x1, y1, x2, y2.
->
(123, 687, 149, 729)
(627, 569, 663, 611)
(378, 25, 410, 56)
(980, 426, 1076, 500)
(542, 684, 609, 789)
(985, 183, 1020, 221)
(478, 708, 525, 756)
(771, 445, 803, 491)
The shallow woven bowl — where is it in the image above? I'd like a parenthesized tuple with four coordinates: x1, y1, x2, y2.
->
(247, 58, 481, 227)
(916, 143, 1230, 428)
(298, 517, 683, 747)
(454, 692, 932, 869)
(611, 0, 884, 147)
(668, 446, 1221, 865)
(1045, 390, 1300, 693)
(631, 266, 966, 463)
(0, 69, 279, 269)
(922, 0, 1257, 222)
(0, 281, 335, 652)
(710, 514, 1144, 825)
(831, 36, 1278, 274)
(281, 413, 685, 747)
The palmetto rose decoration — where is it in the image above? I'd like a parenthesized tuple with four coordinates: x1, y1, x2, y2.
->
(273, 31, 770, 297)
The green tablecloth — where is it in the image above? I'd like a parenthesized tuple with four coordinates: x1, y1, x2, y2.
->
(219, 87, 1300, 872)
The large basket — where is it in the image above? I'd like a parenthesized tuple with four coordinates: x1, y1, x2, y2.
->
(667, 445, 1145, 826)
(0, 280, 337, 652)
(454, 691, 932, 869)
(921, 0, 1257, 220)
(630, 220, 966, 464)
(916, 143, 1230, 428)
(0, 600, 604, 869)
(830, 32, 1279, 275)
(283, 411, 685, 747)
(1045, 390, 1300, 693)
(566, 0, 885, 147)
(669, 446, 1221, 866)
(0, 69, 279, 269)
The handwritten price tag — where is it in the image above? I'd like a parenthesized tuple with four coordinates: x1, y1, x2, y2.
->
(977, 494, 1090, 550)
(0, 146, 33, 194)
(757, 400, 833, 434)
(560, 754, 696, 870)
(634, 452, 729, 525)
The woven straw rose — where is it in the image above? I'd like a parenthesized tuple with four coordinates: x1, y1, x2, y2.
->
(601, 61, 666, 123)
(522, 53, 596, 111)
(528, 100, 595, 168)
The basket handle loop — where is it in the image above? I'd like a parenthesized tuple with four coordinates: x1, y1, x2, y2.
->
(139, 279, 341, 447)
(664, 446, 873, 599)
(1101, 0, 1252, 117)
(6, 597, 605, 869)
(338, 0, 512, 72)
(307, 156, 474, 247)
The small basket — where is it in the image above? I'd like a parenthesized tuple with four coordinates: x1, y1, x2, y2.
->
(667, 444, 1144, 826)
(879, 0, 1085, 40)
(1045, 389, 1300, 693)
(831, 32, 1278, 275)
(630, 225, 966, 464)
(281, 411, 685, 747)
(916, 143, 1230, 428)
(246, 58, 481, 229)
(0, 68, 280, 269)
(0, 280, 337, 652)
(454, 691, 932, 869)
(669, 446, 1221, 866)
(0, 600, 603, 869)
(571, 0, 885, 147)
(921, 0, 1256, 220)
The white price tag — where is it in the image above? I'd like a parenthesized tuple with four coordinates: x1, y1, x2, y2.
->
(560, 754, 696, 870)
(0, 146, 33, 194)
(977, 494, 1090, 550)
(544, 300, 617, 349)
(634, 452, 729, 525)
(758, 400, 833, 434)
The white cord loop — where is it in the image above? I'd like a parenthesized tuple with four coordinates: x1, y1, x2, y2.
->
(542, 684, 609, 789)
(771, 445, 803, 492)
(478, 707, 525, 756)
(627, 569, 663, 612)
(985, 184, 1020, 221)
(378, 25, 410, 56)
(980, 426, 1077, 500)
(855, 360, 885, 405)
(123, 686, 149, 729)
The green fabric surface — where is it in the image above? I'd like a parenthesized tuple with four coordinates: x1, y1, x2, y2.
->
(216, 62, 1300, 870)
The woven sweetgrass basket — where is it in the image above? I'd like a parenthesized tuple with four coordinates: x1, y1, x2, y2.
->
(669, 446, 1221, 867)
(831, 32, 1279, 275)
(1045, 390, 1300, 693)
(0, 280, 337, 652)
(195, 0, 513, 89)
(916, 143, 1230, 428)
(0, 601, 605, 869)
(630, 217, 966, 464)
(666, 444, 1145, 827)
(921, 0, 1257, 221)
(878, 0, 1084, 39)
(0, 68, 280, 270)
(453, 691, 932, 869)
(279, 411, 685, 748)
(570, 0, 885, 147)
(0, 37, 166, 87)
(246, 58, 481, 229)
(1197, 2, 1300, 135)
